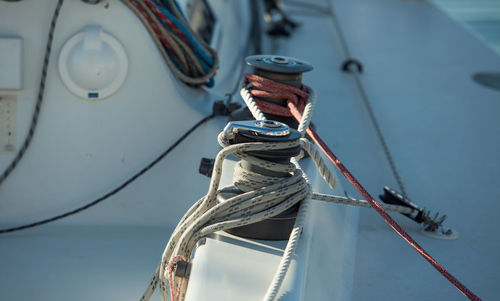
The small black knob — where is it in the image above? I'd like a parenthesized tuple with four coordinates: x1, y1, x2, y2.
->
(199, 158, 215, 178)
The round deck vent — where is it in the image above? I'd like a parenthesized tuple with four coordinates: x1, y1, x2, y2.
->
(59, 25, 128, 100)
(472, 72, 500, 92)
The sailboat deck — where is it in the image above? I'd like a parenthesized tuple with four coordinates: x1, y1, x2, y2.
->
(1, 0, 499, 300)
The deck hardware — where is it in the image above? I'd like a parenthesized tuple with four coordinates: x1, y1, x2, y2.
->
(341, 58, 363, 74)
(246, 54, 312, 86)
(380, 186, 458, 239)
(264, 0, 300, 37)
(218, 120, 302, 240)
(245, 54, 313, 129)
(212, 99, 241, 116)
(173, 260, 191, 279)
(472, 72, 500, 92)
(58, 25, 128, 100)
(198, 157, 215, 178)
(224, 120, 291, 138)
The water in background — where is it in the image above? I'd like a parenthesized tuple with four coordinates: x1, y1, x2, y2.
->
(432, 0, 500, 55)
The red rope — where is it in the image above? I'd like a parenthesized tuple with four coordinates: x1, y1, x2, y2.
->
(244, 73, 481, 301)
(143, 0, 190, 45)
(244, 73, 307, 117)
(129, 0, 174, 52)
(168, 255, 186, 301)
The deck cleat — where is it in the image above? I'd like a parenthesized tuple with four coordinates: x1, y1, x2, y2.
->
(263, 0, 300, 37)
(380, 186, 459, 240)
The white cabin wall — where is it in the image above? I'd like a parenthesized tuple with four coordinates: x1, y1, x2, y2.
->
(0, 0, 246, 227)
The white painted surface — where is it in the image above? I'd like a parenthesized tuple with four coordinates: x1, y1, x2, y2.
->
(0, 37, 23, 90)
(58, 25, 129, 100)
(0, 0, 244, 227)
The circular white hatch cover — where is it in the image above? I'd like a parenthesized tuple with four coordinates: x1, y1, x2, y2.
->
(59, 25, 128, 100)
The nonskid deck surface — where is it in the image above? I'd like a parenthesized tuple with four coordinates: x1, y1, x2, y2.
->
(0, 225, 172, 300)
(282, 0, 500, 299)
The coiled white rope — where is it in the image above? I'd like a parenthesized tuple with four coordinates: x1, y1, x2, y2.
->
(142, 85, 416, 301)
(241, 84, 320, 301)
(142, 132, 311, 301)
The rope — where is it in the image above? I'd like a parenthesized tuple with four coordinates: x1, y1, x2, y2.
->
(262, 159, 311, 301)
(167, 255, 186, 301)
(141, 132, 310, 301)
(0, 0, 64, 189)
(242, 74, 481, 301)
(0, 114, 214, 234)
(312, 192, 413, 214)
(143, 78, 327, 300)
(120, 0, 218, 86)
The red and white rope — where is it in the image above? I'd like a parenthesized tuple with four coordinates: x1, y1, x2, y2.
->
(241, 73, 481, 301)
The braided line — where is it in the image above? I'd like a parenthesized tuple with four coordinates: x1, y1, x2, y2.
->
(143, 133, 310, 301)
(243, 73, 307, 117)
(144, 0, 189, 45)
(120, 0, 218, 86)
(167, 255, 186, 301)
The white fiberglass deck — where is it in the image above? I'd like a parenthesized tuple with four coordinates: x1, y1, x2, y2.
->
(283, 0, 500, 299)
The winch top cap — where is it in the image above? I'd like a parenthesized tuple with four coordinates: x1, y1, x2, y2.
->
(245, 55, 313, 74)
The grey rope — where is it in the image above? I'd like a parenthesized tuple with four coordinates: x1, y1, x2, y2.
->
(0, 0, 64, 188)
(326, 1, 409, 198)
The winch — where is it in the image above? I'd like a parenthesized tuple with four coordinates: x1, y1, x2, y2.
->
(217, 119, 302, 240)
(244, 54, 313, 129)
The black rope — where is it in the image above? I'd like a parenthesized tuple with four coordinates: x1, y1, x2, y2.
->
(0, 0, 64, 188)
(0, 114, 215, 234)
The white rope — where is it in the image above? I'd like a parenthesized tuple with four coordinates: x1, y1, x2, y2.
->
(241, 85, 342, 300)
(312, 193, 414, 214)
(142, 85, 412, 301)
(142, 131, 310, 301)
(296, 86, 315, 135)
(241, 86, 266, 120)
(241, 86, 337, 190)
(262, 157, 312, 301)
